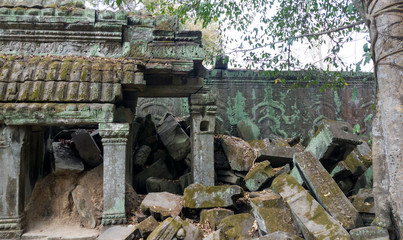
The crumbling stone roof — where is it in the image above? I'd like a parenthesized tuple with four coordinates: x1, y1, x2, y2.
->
(0, 54, 144, 103)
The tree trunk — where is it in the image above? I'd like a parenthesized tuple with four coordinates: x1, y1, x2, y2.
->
(362, 0, 403, 237)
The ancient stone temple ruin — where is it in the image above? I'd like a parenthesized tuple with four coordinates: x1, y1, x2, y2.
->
(0, 0, 216, 238)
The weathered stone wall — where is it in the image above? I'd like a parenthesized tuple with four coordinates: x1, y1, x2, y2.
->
(137, 70, 375, 139)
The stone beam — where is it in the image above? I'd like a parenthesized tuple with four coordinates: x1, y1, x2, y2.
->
(99, 123, 130, 225)
(189, 88, 217, 186)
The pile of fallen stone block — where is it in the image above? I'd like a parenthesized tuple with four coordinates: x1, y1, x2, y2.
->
(111, 117, 384, 240)
(49, 114, 385, 239)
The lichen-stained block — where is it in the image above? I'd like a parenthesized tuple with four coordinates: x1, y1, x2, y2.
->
(305, 119, 362, 171)
(249, 192, 297, 236)
(272, 174, 351, 240)
(294, 151, 362, 229)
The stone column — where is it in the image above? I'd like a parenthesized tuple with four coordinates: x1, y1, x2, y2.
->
(189, 88, 217, 186)
(99, 123, 130, 225)
(0, 126, 29, 239)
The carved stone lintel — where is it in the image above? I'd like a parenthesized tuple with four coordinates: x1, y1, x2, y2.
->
(99, 123, 130, 139)
(101, 213, 127, 226)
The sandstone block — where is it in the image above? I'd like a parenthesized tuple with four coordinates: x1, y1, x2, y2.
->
(217, 213, 255, 240)
(219, 135, 256, 171)
(237, 118, 261, 141)
(134, 216, 159, 238)
(258, 145, 301, 167)
(293, 151, 362, 229)
(249, 192, 297, 235)
(349, 226, 389, 240)
(272, 174, 350, 240)
(157, 114, 190, 161)
(134, 145, 152, 166)
(72, 129, 102, 168)
(200, 208, 234, 230)
(140, 192, 183, 220)
(146, 177, 182, 195)
(52, 142, 84, 173)
(97, 225, 136, 240)
(183, 184, 243, 209)
(244, 161, 275, 191)
(253, 231, 303, 240)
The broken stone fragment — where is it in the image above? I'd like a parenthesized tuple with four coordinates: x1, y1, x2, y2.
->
(183, 183, 244, 209)
(351, 189, 375, 214)
(349, 226, 389, 240)
(133, 159, 174, 193)
(147, 217, 183, 240)
(134, 216, 160, 239)
(179, 172, 192, 191)
(271, 174, 351, 240)
(146, 177, 182, 195)
(217, 213, 255, 240)
(71, 129, 102, 168)
(97, 225, 136, 240)
(219, 135, 257, 171)
(200, 208, 234, 230)
(356, 141, 372, 168)
(244, 161, 275, 191)
(249, 138, 271, 152)
(305, 119, 362, 172)
(203, 230, 227, 240)
(236, 118, 261, 141)
(344, 150, 367, 177)
(134, 145, 151, 166)
(140, 192, 183, 220)
(52, 142, 84, 173)
(293, 151, 362, 229)
(137, 114, 158, 149)
(216, 169, 243, 186)
(252, 231, 303, 240)
(257, 145, 301, 167)
(157, 114, 190, 161)
(178, 218, 204, 240)
(249, 191, 297, 236)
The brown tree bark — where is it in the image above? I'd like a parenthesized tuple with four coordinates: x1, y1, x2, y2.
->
(361, 0, 403, 238)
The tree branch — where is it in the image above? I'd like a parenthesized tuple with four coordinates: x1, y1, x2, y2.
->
(230, 20, 365, 53)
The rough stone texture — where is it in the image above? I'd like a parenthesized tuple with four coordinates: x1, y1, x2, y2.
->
(146, 217, 183, 240)
(71, 129, 102, 168)
(217, 213, 255, 240)
(157, 114, 190, 161)
(146, 177, 182, 195)
(305, 119, 362, 172)
(99, 123, 130, 225)
(349, 226, 390, 240)
(249, 192, 297, 236)
(249, 138, 271, 153)
(133, 159, 174, 193)
(353, 166, 373, 195)
(216, 170, 243, 185)
(98, 225, 136, 240)
(253, 231, 303, 240)
(219, 135, 257, 171)
(52, 142, 84, 173)
(179, 172, 192, 191)
(271, 174, 350, 240)
(356, 141, 372, 168)
(244, 161, 275, 191)
(190, 89, 216, 186)
(351, 189, 375, 214)
(237, 118, 261, 141)
(134, 216, 159, 238)
(200, 208, 234, 230)
(258, 145, 302, 167)
(71, 185, 96, 229)
(140, 192, 183, 220)
(343, 150, 367, 178)
(134, 145, 152, 166)
(0, 126, 29, 239)
(293, 151, 362, 229)
(203, 230, 227, 240)
(183, 184, 244, 209)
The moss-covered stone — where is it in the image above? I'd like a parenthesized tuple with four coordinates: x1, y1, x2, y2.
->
(217, 213, 255, 240)
(244, 161, 275, 191)
(200, 208, 234, 230)
(249, 192, 297, 235)
(219, 135, 257, 172)
(183, 183, 244, 209)
(271, 174, 350, 240)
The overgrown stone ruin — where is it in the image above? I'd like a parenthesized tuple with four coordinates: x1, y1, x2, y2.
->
(0, 0, 388, 240)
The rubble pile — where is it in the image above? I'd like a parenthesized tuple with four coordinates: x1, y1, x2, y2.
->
(44, 115, 385, 239)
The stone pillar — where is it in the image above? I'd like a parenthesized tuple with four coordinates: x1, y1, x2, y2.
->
(0, 126, 29, 239)
(99, 123, 130, 225)
(189, 88, 217, 186)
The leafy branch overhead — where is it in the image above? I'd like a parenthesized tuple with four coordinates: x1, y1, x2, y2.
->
(105, 0, 372, 89)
